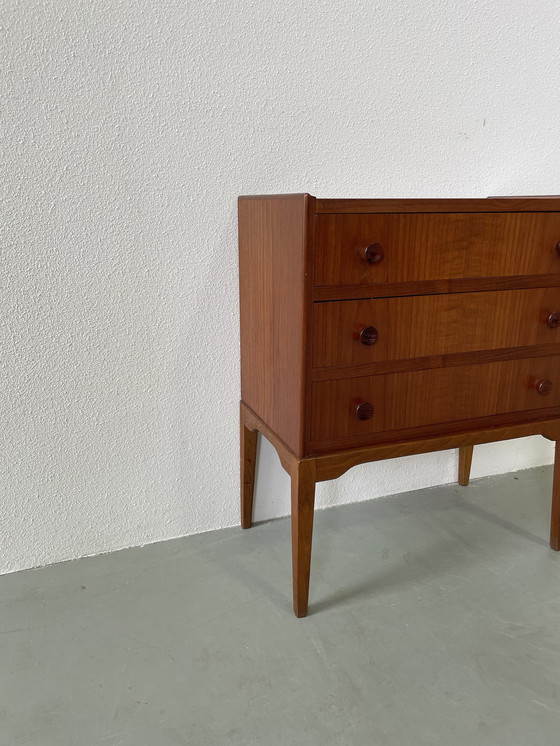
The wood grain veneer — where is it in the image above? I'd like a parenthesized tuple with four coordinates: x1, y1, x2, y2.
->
(315, 212, 560, 287)
(239, 194, 560, 617)
(311, 355, 560, 444)
(238, 194, 315, 457)
(312, 287, 560, 369)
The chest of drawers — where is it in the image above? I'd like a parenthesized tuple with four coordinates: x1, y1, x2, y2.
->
(238, 194, 560, 617)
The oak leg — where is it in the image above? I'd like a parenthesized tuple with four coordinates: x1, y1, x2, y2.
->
(458, 445, 474, 486)
(291, 459, 316, 618)
(241, 407, 258, 529)
(551, 442, 560, 551)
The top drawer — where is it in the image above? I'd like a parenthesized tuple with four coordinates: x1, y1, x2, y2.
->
(314, 212, 560, 287)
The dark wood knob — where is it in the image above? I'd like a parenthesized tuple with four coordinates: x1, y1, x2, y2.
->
(536, 379, 553, 395)
(359, 326, 378, 345)
(547, 311, 560, 328)
(355, 402, 374, 420)
(364, 243, 384, 264)
(556, 241, 560, 257)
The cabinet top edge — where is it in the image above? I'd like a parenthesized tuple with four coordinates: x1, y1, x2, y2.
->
(317, 197, 560, 213)
(238, 193, 310, 201)
(237, 194, 560, 213)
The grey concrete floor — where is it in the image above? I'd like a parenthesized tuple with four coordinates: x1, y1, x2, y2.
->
(2, 466, 560, 745)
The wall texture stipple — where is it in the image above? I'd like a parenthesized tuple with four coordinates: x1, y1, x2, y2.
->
(2, 1, 560, 573)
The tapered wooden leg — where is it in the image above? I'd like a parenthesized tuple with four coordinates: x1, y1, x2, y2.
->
(241, 406, 258, 529)
(551, 442, 560, 551)
(458, 445, 474, 486)
(291, 459, 316, 618)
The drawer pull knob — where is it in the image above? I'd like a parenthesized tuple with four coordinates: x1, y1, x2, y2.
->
(355, 402, 374, 420)
(556, 241, 560, 257)
(364, 243, 384, 264)
(536, 379, 553, 395)
(359, 326, 379, 345)
(547, 311, 560, 328)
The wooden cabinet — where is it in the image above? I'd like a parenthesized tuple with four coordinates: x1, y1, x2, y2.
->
(238, 194, 560, 617)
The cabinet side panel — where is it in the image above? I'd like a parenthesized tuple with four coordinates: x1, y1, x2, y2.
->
(239, 195, 310, 456)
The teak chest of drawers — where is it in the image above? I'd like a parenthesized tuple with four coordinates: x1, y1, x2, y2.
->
(238, 194, 560, 617)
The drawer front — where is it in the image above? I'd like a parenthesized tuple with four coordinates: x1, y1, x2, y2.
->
(311, 356, 560, 443)
(312, 287, 560, 368)
(314, 212, 560, 287)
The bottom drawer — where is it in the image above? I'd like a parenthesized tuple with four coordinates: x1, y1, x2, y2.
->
(311, 356, 560, 444)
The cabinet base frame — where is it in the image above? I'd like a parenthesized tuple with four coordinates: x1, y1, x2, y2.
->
(240, 401, 560, 618)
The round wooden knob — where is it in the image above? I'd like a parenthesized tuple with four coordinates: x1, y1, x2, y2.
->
(355, 402, 374, 420)
(547, 311, 560, 328)
(536, 379, 553, 395)
(364, 243, 384, 264)
(359, 326, 378, 345)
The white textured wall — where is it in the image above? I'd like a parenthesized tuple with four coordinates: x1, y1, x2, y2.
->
(2, 0, 560, 574)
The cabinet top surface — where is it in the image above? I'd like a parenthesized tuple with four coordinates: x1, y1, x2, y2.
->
(238, 194, 560, 213)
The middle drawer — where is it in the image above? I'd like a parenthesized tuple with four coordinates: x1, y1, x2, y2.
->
(313, 287, 560, 369)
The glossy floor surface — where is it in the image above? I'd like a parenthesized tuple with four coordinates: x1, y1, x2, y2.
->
(2, 466, 560, 745)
